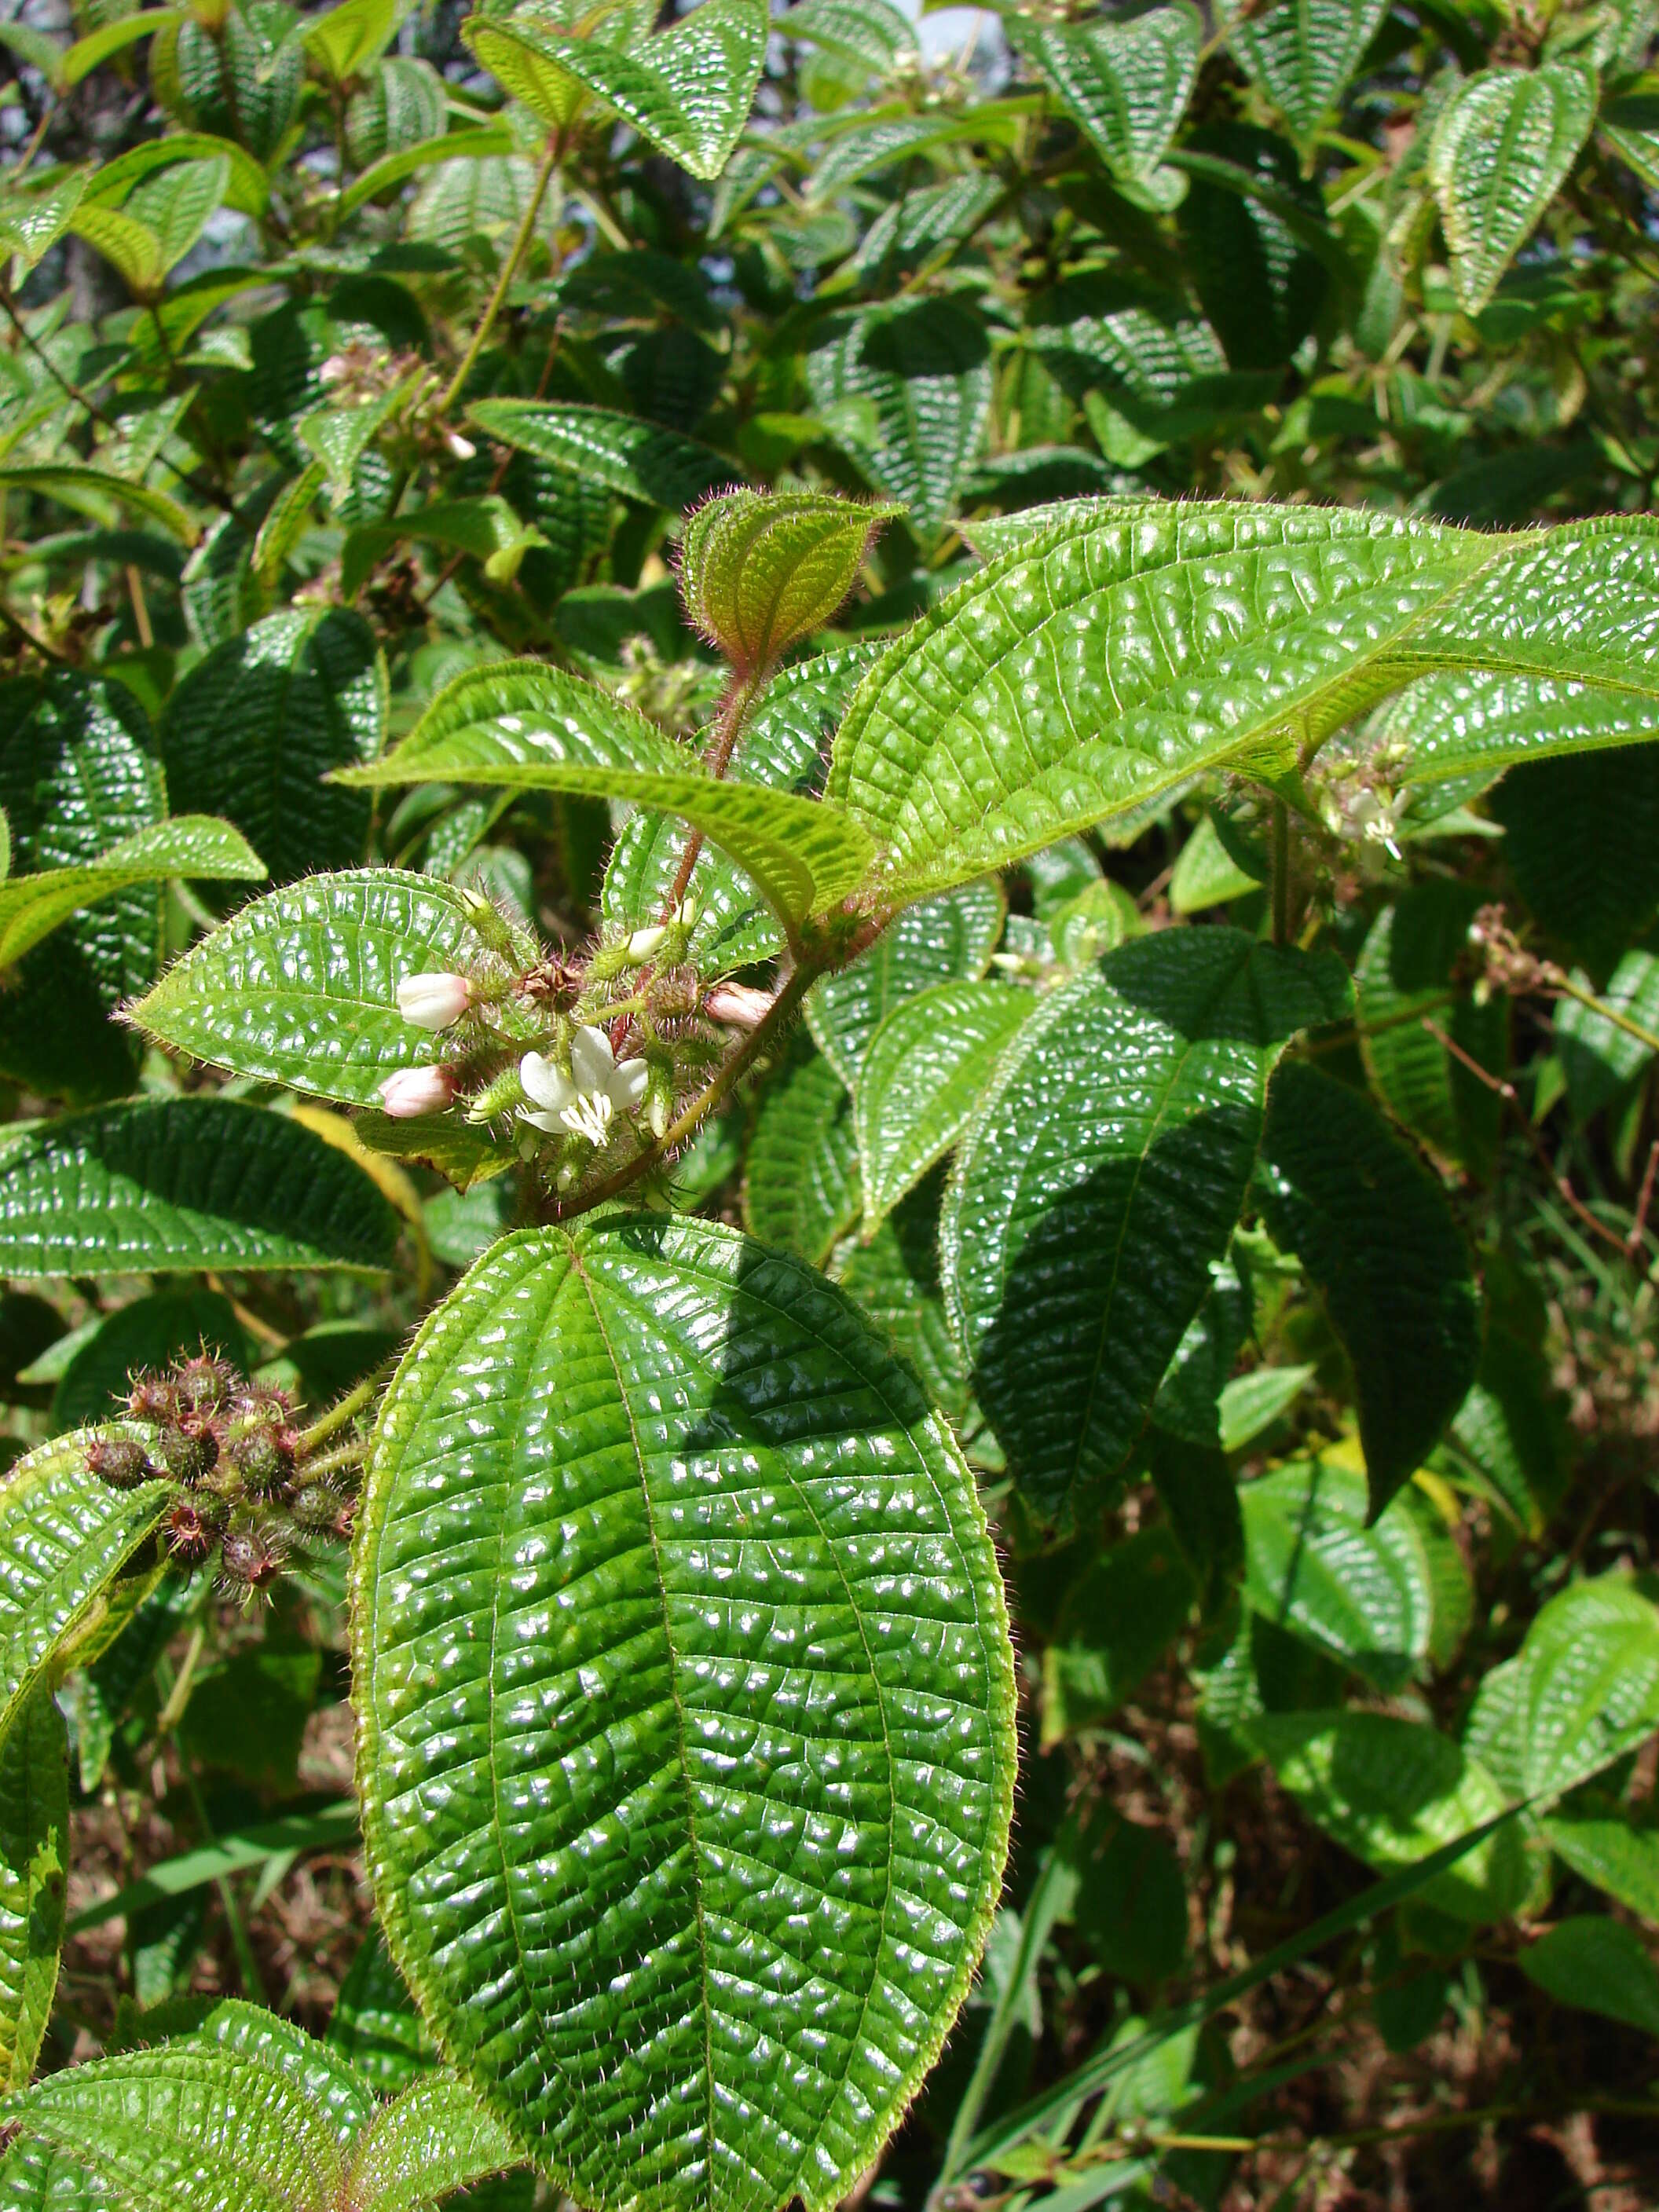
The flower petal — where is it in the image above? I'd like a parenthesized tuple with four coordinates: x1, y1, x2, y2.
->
(610, 1057, 649, 1111)
(520, 1051, 575, 1113)
(570, 1024, 617, 1091)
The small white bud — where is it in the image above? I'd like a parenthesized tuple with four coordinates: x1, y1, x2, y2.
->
(397, 970, 474, 1031)
(445, 430, 477, 460)
(625, 923, 668, 963)
(379, 1065, 456, 1118)
(648, 1091, 668, 1139)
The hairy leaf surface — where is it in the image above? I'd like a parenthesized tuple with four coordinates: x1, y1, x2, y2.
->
(352, 1218, 1016, 2212)
(1427, 61, 1597, 313)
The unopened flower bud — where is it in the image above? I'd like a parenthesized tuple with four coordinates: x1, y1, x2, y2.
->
(379, 1065, 457, 1118)
(86, 1436, 155, 1490)
(705, 982, 775, 1028)
(625, 924, 668, 962)
(397, 971, 474, 1031)
(159, 1415, 218, 1485)
(226, 1423, 296, 1500)
(445, 430, 477, 460)
(164, 1491, 229, 1567)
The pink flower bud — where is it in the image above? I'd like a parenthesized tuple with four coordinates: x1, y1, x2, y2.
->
(397, 970, 474, 1031)
(705, 982, 775, 1028)
(379, 1065, 457, 1118)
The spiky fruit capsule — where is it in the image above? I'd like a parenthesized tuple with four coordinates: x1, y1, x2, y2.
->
(86, 1436, 155, 1490)
(163, 1492, 229, 1568)
(226, 1423, 296, 1500)
(159, 1416, 219, 1485)
(173, 1353, 235, 1413)
(219, 1518, 285, 1592)
(126, 1375, 180, 1425)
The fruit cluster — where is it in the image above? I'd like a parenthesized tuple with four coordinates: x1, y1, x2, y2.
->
(84, 1352, 353, 1592)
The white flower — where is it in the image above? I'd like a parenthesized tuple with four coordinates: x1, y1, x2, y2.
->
(519, 1026, 649, 1145)
(397, 970, 474, 1031)
(379, 1065, 456, 1118)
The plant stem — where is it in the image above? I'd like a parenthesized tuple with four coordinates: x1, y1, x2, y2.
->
(1548, 969, 1659, 1057)
(298, 1357, 397, 1456)
(1271, 797, 1291, 947)
(434, 138, 559, 421)
(660, 668, 767, 922)
(559, 958, 822, 1221)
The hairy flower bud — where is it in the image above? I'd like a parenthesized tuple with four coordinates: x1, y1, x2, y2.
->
(676, 489, 902, 676)
(226, 1422, 297, 1500)
(174, 1353, 234, 1414)
(159, 1415, 219, 1485)
(705, 981, 775, 1028)
(86, 1436, 155, 1490)
(220, 1517, 286, 1593)
(379, 1065, 458, 1118)
(164, 1491, 229, 1568)
(397, 971, 474, 1031)
(127, 1375, 180, 1425)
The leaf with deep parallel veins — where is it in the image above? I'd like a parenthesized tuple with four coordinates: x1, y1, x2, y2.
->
(0, 1686, 68, 2094)
(1229, 0, 1390, 152)
(0, 466, 196, 546)
(0, 1431, 172, 1756)
(352, 1217, 1015, 2212)
(0, 2143, 105, 2210)
(678, 489, 901, 676)
(1008, 5, 1199, 196)
(464, 0, 768, 180)
(0, 1099, 400, 1277)
(603, 646, 875, 975)
(743, 1037, 862, 1265)
(1258, 1063, 1481, 1518)
(856, 979, 1034, 1230)
(808, 881, 1004, 1089)
(805, 300, 990, 537)
(1379, 667, 1659, 782)
(942, 928, 1352, 1529)
(339, 2071, 526, 2212)
(0, 818, 263, 970)
(827, 501, 1659, 899)
(1427, 60, 1597, 314)
(465, 401, 738, 509)
(342, 663, 877, 930)
(132, 870, 531, 1106)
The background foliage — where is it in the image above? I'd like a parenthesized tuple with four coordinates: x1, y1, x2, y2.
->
(2, 0, 1659, 2205)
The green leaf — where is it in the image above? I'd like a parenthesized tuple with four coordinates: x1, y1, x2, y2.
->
(342, 663, 876, 932)
(856, 980, 1034, 1230)
(327, 1932, 433, 2097)
(1040, 1527, 1197, 1745)
(341, 497, 547, 601)
(941, 929, 1351, 1529)
(1229, 0, 1390, 152)
(65, 1804, 357, 1939)
(0, 818, 263, 970)
(0, 178, 86, 276)
(1427, 60, 1597, 314)
(335, 124, 516, 220)
(80, 133, 267, 222)
(132, 869, 522, 1106)
(1258, 1062, 1481, 1517)
(66, 204, 166, 295)
(0, 1686, 68, 2094)
(251, 463, 325, 589)
(465, 401, 738, 510)
(1240, 1456, 1434, 1691)
(161, 610, 384, 891)
(1354, 882, 1508, 1176)
(0, 1099, 401, 1276)
(1008, 5, 1199, 195)
(782, 0, 915, 70)
(340, 2072, 526, 2212)
(0, 466, 196, 547)
(1174, 126, 1332, 371)
(1170, 812, 1264, 914)
(303, 0, 403, 82)
(0, 1431, 172, 1756)
(50, 1287, 244, 1432)
(828, 1179, 970, 1425)
(1518, 1917, 1659, 2034)
(1491, 745, 1659, 980)
(1544, 1811, 1659, 1922)
(1216, 1363, 1314, 1454)
(677, 489, 899, 676)
(1250, 1710, 1528, 1921)
(805, 301, 991, 537)
(743, 1038, 862, 1265)
(1554, 949, 1659, 1119)
(827, 502, 1659, 899)
(602, 646, 874, 976)
(808, 881, 1004, 1090)
(1514, 1575, 1659, 1801)
(1381, 671, 1659, 787)
(463, 0, 768, 179)
(63, 9, 181, 86)
(352, 1217, 1016, 2212)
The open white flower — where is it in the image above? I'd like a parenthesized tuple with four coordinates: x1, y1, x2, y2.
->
(519, 1026, 648, 1145)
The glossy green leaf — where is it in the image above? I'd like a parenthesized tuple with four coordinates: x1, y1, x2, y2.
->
(678, 489, 899, 675)
(942, 929, 1351, 1529)
(1229, 0, 1390, 152)
(335, 124, 516, 219)
(1554, 949, 1659, 1120)
(343, 663, 876, 931)
(743, 1038, 862, 1265)
(162, 610, 383, 892)
(828, 1179, 969, 1424)
(782, 0, 914, 70)
(1258, 1063, 1481, 1517)
(1518, 1917, 1659, 2035)
(1040, 1527, 1197, 1745)
(79, 132, 267, 221)
(602, 647, 873, 976)
(0, 466, 196, 546)
(1169, 813, 1263, 914)
(0, 1431, 171, 1756)
(303, 0, 403, 82)
(1008, 5, 1198, 194)
(133, 870, 526, 1106)
(1427, 61, 1597, 314)
(1515, 1576, 1659, 1802)
(1216, 1362, 1314, 1454)
(805, 300, 991, 537)
(1354, 881, 1507, 1175)
(1492, 744, 1659, 980)
(64, 10, 181, 89)
(1250, 1711, 1526, 1921)
(328, 1932, 433, 2097)
(465, 401, 738, 510)
(827, 502, 1659, 899)
(808, 880, 1004, 1089)
(856, 980, 1033, 1230)
(339, 2071, 526, 2212)
(464, 0, 767, 179)
(0, 818, 262, 970)
(0, 1099, 400, 1276)
(1174, 126, 1331, 371)
(1544, 1811, 1659, 1922)
(0, 2144, 106, 2212)
(0, 1686, 68, 2093)
(1381, 668, 1659, 784)
(341, 497, 546, 601)
(0, 178, 86, 276)
(1240, 1456, 1434, 1691)
(353, 1218, 1016, 2212)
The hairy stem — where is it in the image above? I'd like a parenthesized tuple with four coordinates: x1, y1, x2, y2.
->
(659, 667, 767, 922)
(434, 138, 559, 420)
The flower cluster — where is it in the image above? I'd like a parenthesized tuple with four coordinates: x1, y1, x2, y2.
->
(84, 1352, 352, 1595)
(373, 887, 768, 1199)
